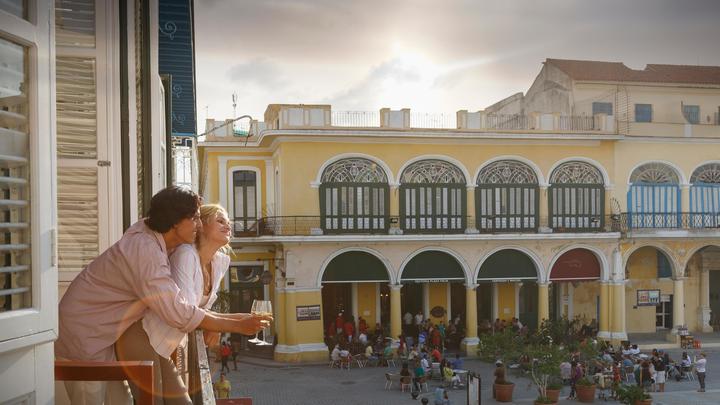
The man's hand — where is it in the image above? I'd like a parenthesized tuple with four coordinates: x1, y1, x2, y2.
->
(204, 330, 221, 348)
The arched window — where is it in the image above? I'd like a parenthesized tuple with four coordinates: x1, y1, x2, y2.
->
(549, 161, 605, 231)
(233, 170, 258, 235)
(320, 158, 389, 233)
(399, 160, 466, 233)
(690, 163, 720, 227)
(628, 162, 680, 228)
(476, 160, 538, 232)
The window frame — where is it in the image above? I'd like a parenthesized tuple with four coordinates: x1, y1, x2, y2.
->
(683, 105, 700, 124)
(227, 166, 262, 236)
(0, 1, 58, 345)
(232, 170, 258, 235)
(634, 103, 652, 123)
(548, 161, 605, 232)
(475, 160, 539, 233)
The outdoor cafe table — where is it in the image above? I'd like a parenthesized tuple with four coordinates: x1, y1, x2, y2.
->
(453, 369, 468, 384)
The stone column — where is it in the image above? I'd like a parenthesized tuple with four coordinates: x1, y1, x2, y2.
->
(465, 186, 479, 233)
(539, 185, 550, 232)
(597, 281, 611, 340)
(669, 277, 686, 342)
(537, 282, 549, 326)
(389, 185, 402, 234)
(610, 281, 627, 344)
(461, 284, 479, 357)
(390, 284, 403, 342)
(699, 269, 713, 332)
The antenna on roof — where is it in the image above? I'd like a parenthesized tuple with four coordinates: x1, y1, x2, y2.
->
(231, 93, 238, 131)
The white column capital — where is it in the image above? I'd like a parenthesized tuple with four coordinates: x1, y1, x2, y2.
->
(389, 284, 403, 291)
(673, 277, 688, 282)
(464, 283, 479, 290)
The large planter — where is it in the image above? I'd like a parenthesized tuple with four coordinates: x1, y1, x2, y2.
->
(494, 383, 514, 403)
(546, 388, 561, 403)
(634, 400, 652, 405)
(534, 400, 557, 405)
(576, 384, 596, 403)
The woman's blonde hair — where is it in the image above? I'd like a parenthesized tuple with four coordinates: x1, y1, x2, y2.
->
(196, 203, 231, 254)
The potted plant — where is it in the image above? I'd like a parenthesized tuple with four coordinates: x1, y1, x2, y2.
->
(617, 384, 652, 405)
(494, 380, 515, 403)
(526, 343, 566, 405)
(576, 376, 596, 403)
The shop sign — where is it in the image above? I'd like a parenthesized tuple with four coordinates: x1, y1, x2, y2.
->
(296, 305, 321, 321)
(637, 289, 661, 306)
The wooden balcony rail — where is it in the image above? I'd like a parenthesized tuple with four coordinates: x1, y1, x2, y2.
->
(55, 360, 154, 405)
(187, 330, 216, 405)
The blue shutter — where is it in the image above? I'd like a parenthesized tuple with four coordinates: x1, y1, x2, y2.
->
(592, 102, 613, 115)
(683, 105, 700, 124)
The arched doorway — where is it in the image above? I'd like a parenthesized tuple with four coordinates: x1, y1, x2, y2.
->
(625, 246, 674, 334)
(400, 251, 465, 344)
(477, 249, 539, 330)
(549, 248, 602, 328)
(321, 251, 391, 343)
(685, 245, 720, 333)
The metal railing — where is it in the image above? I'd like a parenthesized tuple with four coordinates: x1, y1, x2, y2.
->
(619, 212, 720, 231)
(331, 111, 380, 127)
(557, 115, 598, 131)
(410, 112, 456, 129)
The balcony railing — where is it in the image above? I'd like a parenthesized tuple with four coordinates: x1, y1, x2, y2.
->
(187, 330, 216, 404)
(619, 212, 720, 231)
(232, 213, 720, 237)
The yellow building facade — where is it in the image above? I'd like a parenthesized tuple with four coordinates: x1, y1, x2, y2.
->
(199, 59, 720, 362)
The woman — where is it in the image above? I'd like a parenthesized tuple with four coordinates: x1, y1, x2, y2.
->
(127, 204, 235, 404)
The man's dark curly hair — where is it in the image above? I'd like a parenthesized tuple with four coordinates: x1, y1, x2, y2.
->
(145, 186, 202, 233)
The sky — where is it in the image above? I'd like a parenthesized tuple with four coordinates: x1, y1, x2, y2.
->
(194, 0, 720, 128)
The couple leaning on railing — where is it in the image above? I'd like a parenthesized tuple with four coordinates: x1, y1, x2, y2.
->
(55, 186, 272, 404)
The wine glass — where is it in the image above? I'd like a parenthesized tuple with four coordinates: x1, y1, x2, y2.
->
(252, 300, 273, 346)
(247, 300, 262, 343)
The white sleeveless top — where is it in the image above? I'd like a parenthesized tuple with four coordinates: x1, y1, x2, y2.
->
(142, 244, 230, 358)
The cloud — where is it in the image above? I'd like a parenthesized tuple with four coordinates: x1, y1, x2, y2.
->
(226, 58, 288, 90)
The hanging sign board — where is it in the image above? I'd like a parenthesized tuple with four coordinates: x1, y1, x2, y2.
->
(637, 289, 661, 306)
(296, 305, 321, 321)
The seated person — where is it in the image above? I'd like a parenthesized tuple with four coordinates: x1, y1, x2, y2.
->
(629, 344, 640, 356)
(358, 331, 368, 345)
(413, 361, 426, 392)
(365, 343, 378, 365)
(408, 345, 419, 361)
(443, 363, 461, 388)
(434, 387, 451, 405)
(400, 362, 413, 389)
(420, 354, 431, 374)
(431, 346, 442, 363)
(331, 344, 341, 363)
(560, 361, 572, 384)
(382, 342, 394, 364)
(452, 353, 463, 370)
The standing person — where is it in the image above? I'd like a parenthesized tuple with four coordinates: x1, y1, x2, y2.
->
(220, 341, 231, 373)
(695, 352, 707, 392)
(415, 311, 424, 337)
(335, 312, 344, 336)
(568, 360, 582, 400)
(213, 373, 231, 399)
(404, 311, 414, 335)
(654, 357, 666, 392)
(56, 187, 270, 404)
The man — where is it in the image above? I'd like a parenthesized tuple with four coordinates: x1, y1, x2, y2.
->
(56, 186, 270, 404)
(214, 373, 231, 399)
(695, 352, 707, 392)
(220, 341, 232, 373)
(404, 311, 414, 334)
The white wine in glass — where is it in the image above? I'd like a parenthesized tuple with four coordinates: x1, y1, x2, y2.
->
(248, 299, 261, 343)
(253, 300, 273, 346)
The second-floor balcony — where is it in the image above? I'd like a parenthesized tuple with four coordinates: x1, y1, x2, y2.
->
(232, 212, 720, 238)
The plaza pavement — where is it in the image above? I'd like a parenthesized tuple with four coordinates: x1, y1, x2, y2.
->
(215, 348, 719, 404)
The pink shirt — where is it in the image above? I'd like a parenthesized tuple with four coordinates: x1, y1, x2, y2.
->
(55, 220, 207, 361)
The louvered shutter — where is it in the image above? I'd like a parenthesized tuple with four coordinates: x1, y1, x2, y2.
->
(0, 38, 31, 311)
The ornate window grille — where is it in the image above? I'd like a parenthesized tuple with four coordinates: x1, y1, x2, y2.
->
(690, 163, 720, 227)
(399, 160, 466, 233)
(549, 161, 605, 231)
(476, 160, 538, 232)
(233, 171, 257, 235)
(628, 163, 680, 228)
(320, 158, 389, 233)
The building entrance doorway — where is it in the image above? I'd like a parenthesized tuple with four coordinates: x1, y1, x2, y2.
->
(655, 295, 673, 330)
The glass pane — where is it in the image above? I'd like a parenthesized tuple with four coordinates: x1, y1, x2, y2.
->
(234, 186, 244, 218)
(56, 0, 96, 47)
(246, 186, 256, 217)
(0, 0, 26, 19)
(0, 37, 31, 312)
(56, 57, 97, 158)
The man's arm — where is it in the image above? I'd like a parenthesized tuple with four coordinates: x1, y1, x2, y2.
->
(199, 311, 271, 336)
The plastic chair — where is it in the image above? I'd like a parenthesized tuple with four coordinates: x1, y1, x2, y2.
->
(386, 353, 397, 368)
(384, 373, 394, 390)
(400, 376, 412, 392)
(340, 353, 352, 370)
(417, 376, 430, 392)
